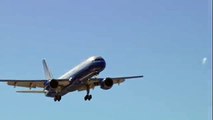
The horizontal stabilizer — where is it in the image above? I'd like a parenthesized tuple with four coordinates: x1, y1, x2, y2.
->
(16, 90, 45, 93)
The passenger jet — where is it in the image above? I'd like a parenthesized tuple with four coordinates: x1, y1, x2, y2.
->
(0, 56, 143, 102)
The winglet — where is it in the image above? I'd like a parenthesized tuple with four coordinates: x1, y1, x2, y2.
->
(42, 59, 53, 80)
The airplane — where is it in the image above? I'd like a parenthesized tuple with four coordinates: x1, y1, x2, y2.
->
(0, 56, 143, 102)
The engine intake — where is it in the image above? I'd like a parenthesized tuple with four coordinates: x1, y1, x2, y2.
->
(49, 80, 59, 89)
(100, 78, 113, 90)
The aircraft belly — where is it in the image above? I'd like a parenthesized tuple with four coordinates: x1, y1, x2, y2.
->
(59, 71, 97, 96)
(45, 91, 56, 97)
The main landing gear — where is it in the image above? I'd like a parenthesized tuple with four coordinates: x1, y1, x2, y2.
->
(84, 94, 92, 101)
(84, 85, 92, 101)
(54, 95, 62, 102)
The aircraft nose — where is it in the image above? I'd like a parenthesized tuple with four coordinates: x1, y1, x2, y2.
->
(101, 60, 106, 69)
(91, 56, 106, 71)
(97, 60, 106, 70)
(94, 59, 106, 71)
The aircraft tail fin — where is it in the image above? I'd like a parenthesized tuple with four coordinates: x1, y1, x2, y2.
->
(42, 59, 53, 80)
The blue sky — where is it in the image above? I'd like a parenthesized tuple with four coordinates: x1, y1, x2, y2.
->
(0, 0, 212, 120)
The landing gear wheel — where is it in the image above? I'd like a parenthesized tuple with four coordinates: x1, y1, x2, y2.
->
(54, 95, 62, 102)
(54, 97, 57, 102)
(84, 85, 92, 101)
(58, 96, 61, 101)
(84, 95, 88, 101)
(84, 94, 92, 101)
(88, 95, 92, 101)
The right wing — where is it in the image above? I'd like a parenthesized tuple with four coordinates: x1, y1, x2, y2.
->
(76, 75, 143, 91)
(107, 75, 144, 84)
(89, 75, 143, 85)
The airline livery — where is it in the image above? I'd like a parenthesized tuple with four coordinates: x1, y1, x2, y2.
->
(0, 56, 143, 102)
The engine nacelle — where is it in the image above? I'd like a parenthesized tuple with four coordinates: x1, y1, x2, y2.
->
(100, 78, 113, 90)
(48, 80, 59, 89)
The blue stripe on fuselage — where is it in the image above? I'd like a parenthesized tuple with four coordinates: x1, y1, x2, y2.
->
(71, 60, 106, 83)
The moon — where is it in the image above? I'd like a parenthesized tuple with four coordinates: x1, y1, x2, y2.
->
(202, 57, 207, 64)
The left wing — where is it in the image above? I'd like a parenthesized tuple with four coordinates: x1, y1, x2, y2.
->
(0, 79, 70, 89)
(0, 79, 47, 88)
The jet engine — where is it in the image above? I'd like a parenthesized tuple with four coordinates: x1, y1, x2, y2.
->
(100, 78, 113, 90)
(46, 80, 59, 89)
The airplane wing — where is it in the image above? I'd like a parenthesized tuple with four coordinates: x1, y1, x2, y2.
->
(91, 75, 143, 84)
(0, 79, 70, 88)
(0, 75, 143, 92)
(106, 75, 144, 84)
(77, 75, 143, 91)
